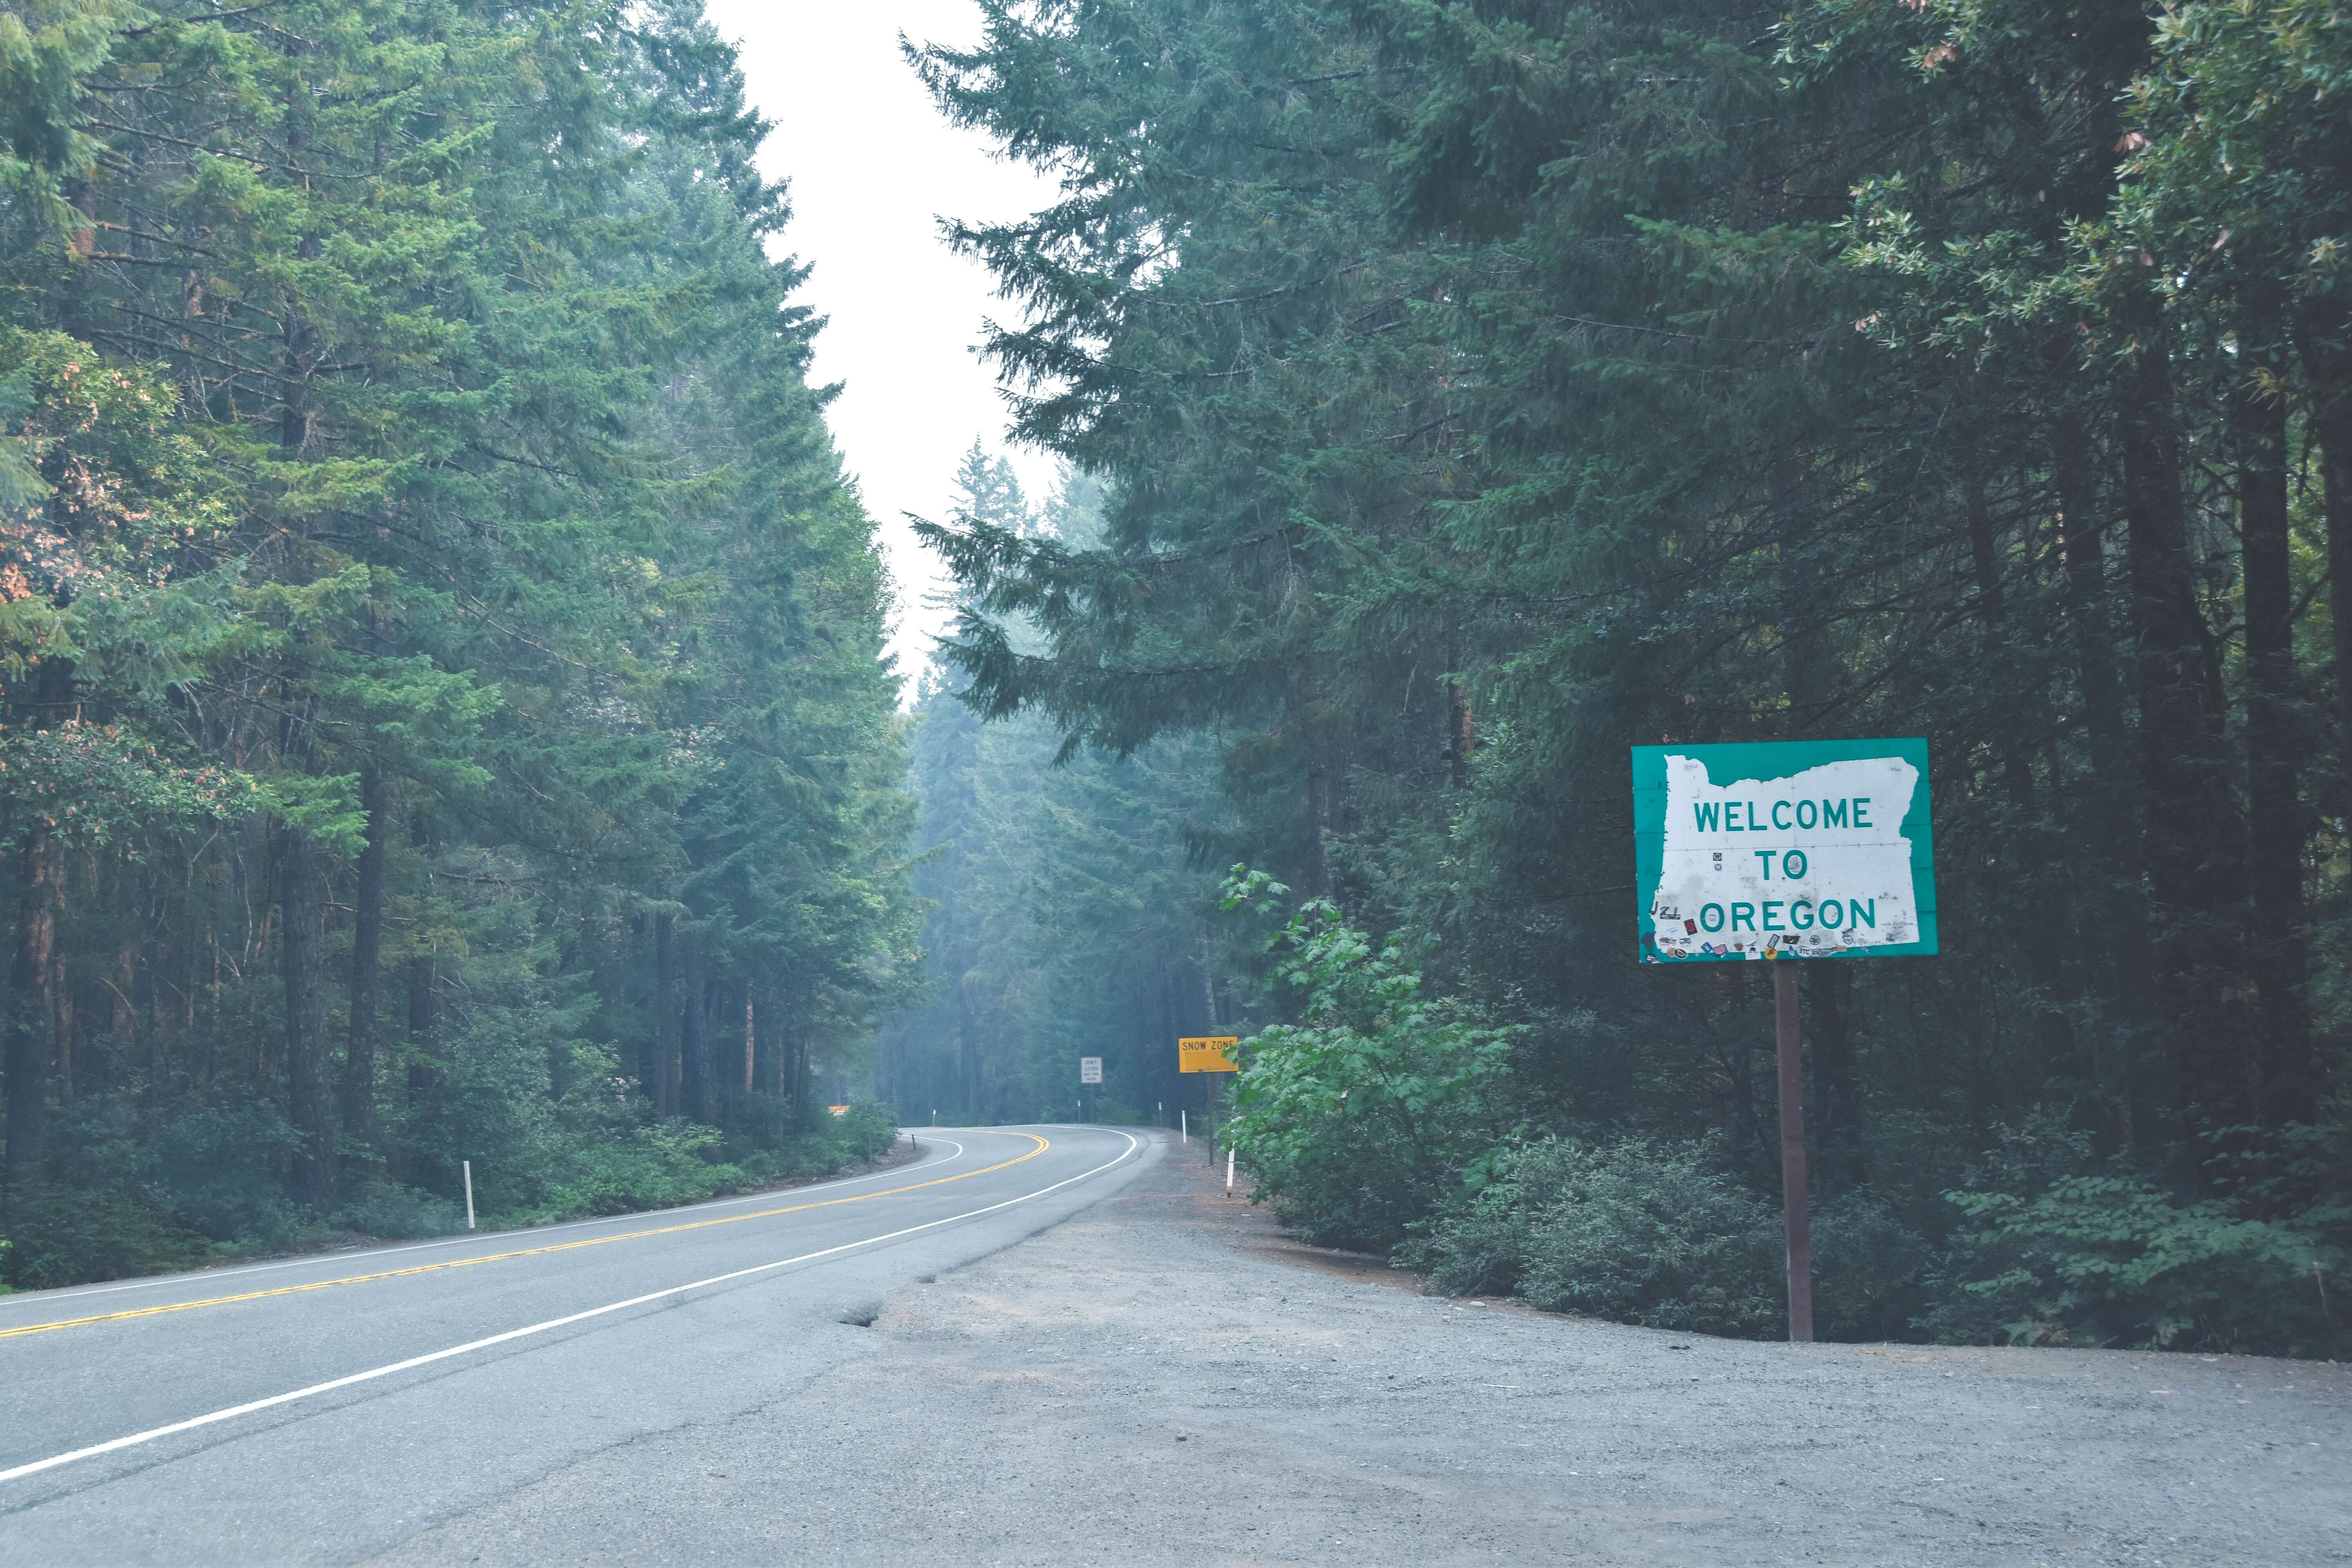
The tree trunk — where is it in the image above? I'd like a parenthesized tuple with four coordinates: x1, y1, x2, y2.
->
(2054, 412, 2159, 1145)
(627, 916, 655, 1100)
(788, 982, 815, 1124)
(2300, 327, 2352, 802)
(754, 984, 780, 1097)
(1966, 479, 2075, 1086)
(798, 1007, 815, 1122)
(343, 766, 386, 1150)
(113, 947, 137, 1050)
(1200, 932, 1219, 1030)
(280, 823, 335, 1213)
(1303, 753, 1331, 899)
(958, 969, 982, 1122)
(275, 62, 332, 1210)
(2123, 327, 2239, 913)
(406, 951, 436, 1098)
(1445, 681, 1472, 790)
(5, 820, 62, 1176)
(2235, 305, 2310, 1129)
(2119, 323, 2236, 1146)
(47, 862, 72, 1107)
(405, 811, 437, 1119)
(681, 936, 709, 1123)
(6, 655, 75, 1171)
(1965, 483, 2040, 812)
(654, 913, 679, 1116)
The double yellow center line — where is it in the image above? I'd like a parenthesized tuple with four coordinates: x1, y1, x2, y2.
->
(1, 1134, 1048, 1343)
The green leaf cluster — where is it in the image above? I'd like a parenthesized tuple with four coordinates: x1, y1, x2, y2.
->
(1221, 865, 1512, 1249)
(0, 0, 916, 1275)
(910, 0, 2352, 1351)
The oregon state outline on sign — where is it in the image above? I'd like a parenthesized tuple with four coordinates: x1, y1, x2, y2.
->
(1632, 739, 1936, 963)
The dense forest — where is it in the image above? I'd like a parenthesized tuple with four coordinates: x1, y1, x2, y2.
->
(878, 444, 1259, 1131)
(902, 0, 2352, 1355)
(0, 0, 911, 1288)
(8, 0, 2350, 1359)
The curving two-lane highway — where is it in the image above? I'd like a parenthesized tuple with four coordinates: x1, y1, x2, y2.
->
(1, 1124, 1152, 1562)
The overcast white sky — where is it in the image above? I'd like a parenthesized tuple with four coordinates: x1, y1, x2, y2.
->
(701, 0, 1062, 693)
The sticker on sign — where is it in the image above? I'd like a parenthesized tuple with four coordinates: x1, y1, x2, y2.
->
(1632, 739, 1936, 963)
(1079, 1056, 1103, 1084)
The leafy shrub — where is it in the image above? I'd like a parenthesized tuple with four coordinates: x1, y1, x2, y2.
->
(0, 1179, 210, 1290)
(1511, 1140, 1784, 1336)
(1810, 1188, 1934, 1342)
(1907, 1113, 2349, 1356)
(1221, 870, 1512, 1251)
(1923, 1173, 2346, 1356)
(146, 1100, 313, 1241)
(331, 1182, 465, 1240)
(487, 1100, 902, 1226)
(513, 1120, 749, 1221)
(827, 1101, 902, 1166)
(1407, 1136, 1932, 1341)
(14, 1073, 897, 1274)
(1406, 1138, 1784, 1334)
(48, 1091, 304, 1243)
(1401, 1136, 1600, 1298)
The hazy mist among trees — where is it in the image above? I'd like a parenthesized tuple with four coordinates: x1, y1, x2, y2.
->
(901, 0, 2352, 1355)
(6, 0, 2350, 1356)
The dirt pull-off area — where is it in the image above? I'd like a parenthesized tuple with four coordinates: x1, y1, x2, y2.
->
(387, 1132, 2352, 1566)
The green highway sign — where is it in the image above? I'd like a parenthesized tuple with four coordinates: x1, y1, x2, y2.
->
(1633, 738, 1936, 963)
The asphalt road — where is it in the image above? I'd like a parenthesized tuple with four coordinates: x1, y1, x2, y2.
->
(0, 1123, 1149, 1563)
(12, 1128, 2345, 1564)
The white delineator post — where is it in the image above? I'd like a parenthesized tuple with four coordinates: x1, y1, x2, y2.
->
(463, 1160, 476, 1231)
(1226, 1145, 1235, 1194)
(1180, 1109, 1187, 1145)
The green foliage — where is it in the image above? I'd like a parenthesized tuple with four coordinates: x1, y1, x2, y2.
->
(911, 0, 2352, 1357)
(1810, 1191, 1938, 1345)
(1407, 1136, 1936, 1342)
(54, 1092, 305, 1244)
(490, 1100, 900, 1226)
(1929, 1176, 2347, 1357)
(329, 1182, 465, 1242)
(882, 455, 1251, 1128)
(0, 1177, 210, 1290)
(0, 0, 919, 1279)
(0, 720, 253, 853)
(1221, 868, 1511, 1251)
(1405, 1139, 1784, 1337)
(509, 1120, 751, 1223)
(0, 0, 141, 236)
(825, 1102, 904, 1168)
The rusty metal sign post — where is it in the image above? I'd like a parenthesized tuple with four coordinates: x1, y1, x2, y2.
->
(1178, 1036, 1238, 1154)
(1772, 964, 1813, 1340)
(1632, 739, 1936, 1342)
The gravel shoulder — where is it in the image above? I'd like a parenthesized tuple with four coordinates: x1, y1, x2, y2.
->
(377, 1129, 2351, 1566)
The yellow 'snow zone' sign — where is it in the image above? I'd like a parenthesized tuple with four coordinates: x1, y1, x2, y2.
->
(1177, 1036, 1239, 1074)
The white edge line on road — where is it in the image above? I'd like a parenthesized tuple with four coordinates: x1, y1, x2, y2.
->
(0, 1136, 975, 1311)
(0, 1129, 1145, 1487)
